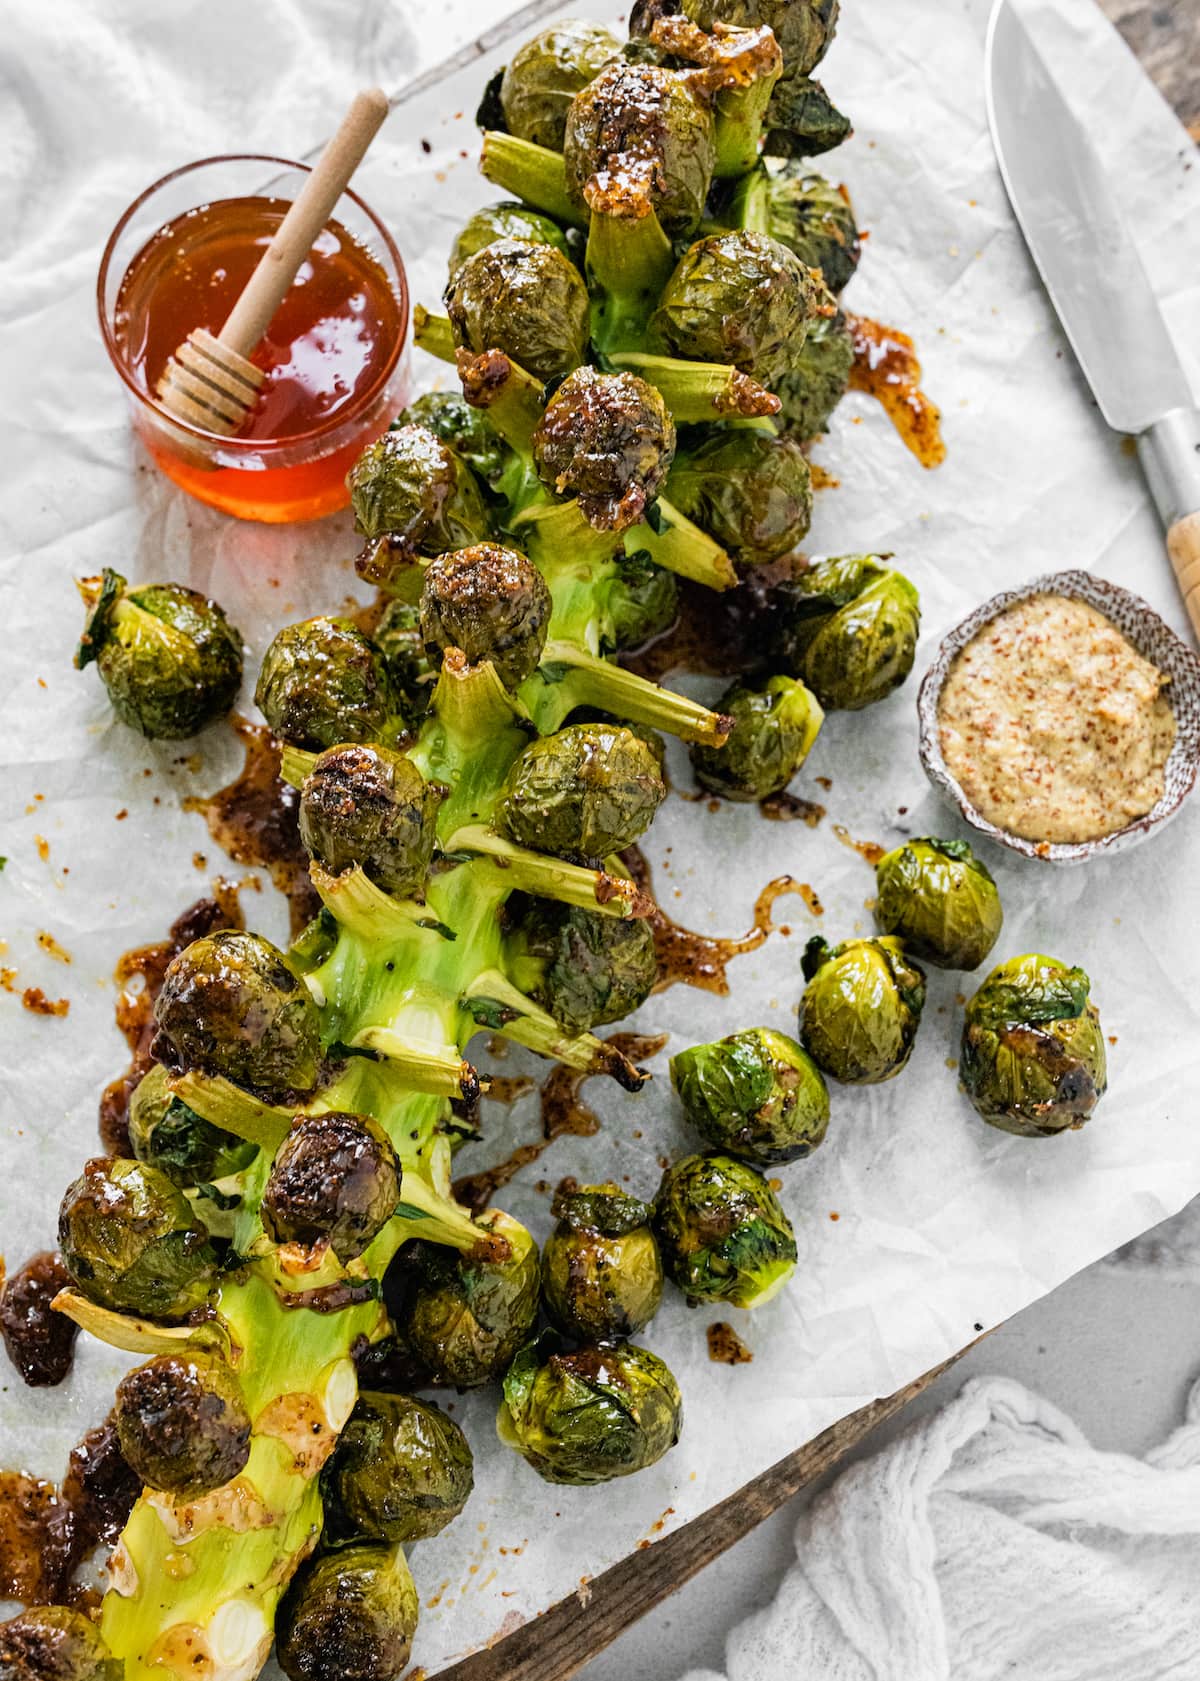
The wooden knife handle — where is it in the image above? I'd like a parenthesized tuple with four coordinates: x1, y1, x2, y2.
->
(1168, 510, 1200, 644)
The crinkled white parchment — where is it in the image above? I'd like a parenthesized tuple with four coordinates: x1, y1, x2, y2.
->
(1, 0, 1199, 1670)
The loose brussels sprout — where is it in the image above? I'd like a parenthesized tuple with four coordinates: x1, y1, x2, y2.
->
(875, 838, 1003, 972)
(775, 308, 854, 440)
(372, 599, 435, 723)
(774, 554, 921, 711)
(275, 1543, 419, 1681)
(154, 930, 322, 1096)
(114, 1352, 251, 1498)
(961, 955, 1108, 1137)
(75, 569, 243, 741)
(347, 424, 492, 554)
(299, 743, 439, 899)
(405, 1208, 540, 1388)
(683, 0, 839, 78)
(671, 1027, 829, 1165)
(505, 895, 658, 1035)
(541, 1183, 664, 1340)
(127, 1063, 257, 1188)
(322, 1391, 474, 1546)
(419, 543, 552, 689)
(563, 60, 716, 237)
(397, 394, 516, 504)
(652, 231, 827, 386)
(497, 723, 667, 860)
(500, 22, 622, 150)
(0, 1606, 120, 1681)
(255, 618, 403, 752)
(691, 675, 823, 802)
(497, 1334, 682, 1485)
(666, 427, 813, 566)
(800, 935, 926, 1084)
(605, 551, 679, 651)
(444, 238, 591, 381)
(763, 71, 851, 159)
(449, 201, 573, 276)
(58, 1158, 218, 1321)
(262, 1113, 400, 1264)
(532, 368, 677, 533)
(654, 1152, 797, 1308)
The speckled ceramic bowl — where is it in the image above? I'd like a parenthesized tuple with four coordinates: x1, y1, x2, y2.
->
(917, 569, 1200, 865)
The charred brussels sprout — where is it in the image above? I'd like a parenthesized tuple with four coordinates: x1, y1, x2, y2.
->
(154, 931, 322, 1096)
(419, 543, 552, 689)
(275, 1543, 419, 1681)
(299, 744, 438, 899)
(800, 935, 926, 1085)
(532, 368, 677, 532)
(58, 1158, 218, 1321)
(652, 231, 827, 386)
(498, 723, 667, 860)
(683, 0, 839, 78)
(449, 201, 573, 275)
(654, 1153, 796, 1308)
(444, 238, 591, 381)
(875, 838, 1003, 972)
(606, 551, 679, 651)
(322, 1391, 474, 1546)
(406, 1209, 540, 1388)
(505, 896, 657, 1035)
(775, 309, 854, 440)
(262, 1113, 400, 1264)
(961, 955, 1107, 1137)
(671, 1027, 829, 1165)
(0, 1606, 120, 1681)
(75, 569, 243, 741)
(691, 675, 823, 802)
(398, 393, 516, 504)
(114, 1352, 251, 1498)
(255, 618, 403, 752)
(728, 164, 860, 294)
(541, 1183, 664, 1340)
(775, 554, 921, 711)
(500, 22, 622, 149)
(127, 1063, 257, 1188)
(497, 1334, 682, 1485)
(347, 424, 491, 554)
(666, 427, 813, 565)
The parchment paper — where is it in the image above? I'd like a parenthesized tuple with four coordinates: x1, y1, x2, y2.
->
(2, 0, 1199, 1669)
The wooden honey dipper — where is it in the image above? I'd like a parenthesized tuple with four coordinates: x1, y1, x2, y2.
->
(157, 88, 390, 436)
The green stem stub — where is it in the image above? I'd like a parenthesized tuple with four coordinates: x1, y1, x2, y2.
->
(479, 133, 584, 228)
(606, 352, 782, 424)
(74, 568, 124, 670)
(413, 306, 458, 365)
(587, 208, 675, 359)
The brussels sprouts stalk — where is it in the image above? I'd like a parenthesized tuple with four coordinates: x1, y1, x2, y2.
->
(512, 490, 737, 594)
(479, 131, 585, 227)
(605, 351, 782, 423)
(585, 205, 675, 358)
(445, 824, 650, 919)
(525, 639, 732, 746)
(53, 1288, 221, 1358)
(412, 304, 458, 364)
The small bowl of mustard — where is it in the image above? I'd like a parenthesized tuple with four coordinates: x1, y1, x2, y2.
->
(917, 569, 1200, 864)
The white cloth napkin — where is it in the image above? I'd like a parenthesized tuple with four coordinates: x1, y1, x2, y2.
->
(682, 1375, 1200, 1681)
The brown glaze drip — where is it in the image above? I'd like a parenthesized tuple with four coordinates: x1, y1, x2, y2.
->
(20, 988, 70, 1018)
(623, 558, 803, 685)
(847, 315, 946, 469)
(482, 1076, 537, 1106)
(831, 824, 886, 867)
(707, 1321, 754, 1365)
(0, 1254, 78, 1387)
(759, 791, 826, 827)
(183, 716, 320, 940)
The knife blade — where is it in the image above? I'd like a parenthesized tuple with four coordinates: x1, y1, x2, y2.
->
(985, 0, 1200, 636)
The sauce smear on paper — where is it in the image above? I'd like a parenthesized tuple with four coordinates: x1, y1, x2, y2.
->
(847, 315, 946, 468)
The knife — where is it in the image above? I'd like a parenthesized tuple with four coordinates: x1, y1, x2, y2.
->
(986, 0, 1200, 639)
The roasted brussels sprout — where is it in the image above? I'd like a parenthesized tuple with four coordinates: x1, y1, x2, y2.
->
(114, 1352, 251, 1498)
(500, 22, 622, 149)
(299, 743, 439, 899)
(532, 368, 677, 532)
(763, 71, 851, 159)
(691, 675, 823, 802)
(683, 0, 839, 78)
(652, 231, 827, 386)
(961, 955, 1108, 1137)
(875, 838, 1003, 972)
(654, 1152, 796, 1308)
(372, 599, 435, 724)
(449, 201, 573, 275)
(605, 551, 679, 651)
(255, 618, 403, 752)
(671, 1027, 829, 1165)
(666, 427, 813, 565)
(75, 569, 243, 741)
(505, 895, 658, 1035)
(800, 935, 926, 1085)
(497, 1334, 682, 1485)
(497, 723, 667, 860)
(405, 1208, 540, 1388)
(0, 1606, 120, 1681)
(775, 308, 854, 440)
(347, 424, 492, 555)
(726, 164, 859, 294)
(127, 1063, 257, 1188)
(774, 554, 921, 711)
(322, 1391, 474, 1546)
(541, 1183, 664, 1340)
(397, 393, 517, 505)
(419, 543, 552, 689)
(58, 1158, 218, 1321)
(444, 238, 591, 381)
(275, 1543, 419, 1681)
(154, 930, 322, 1096)
(262, 1113, 400, 1264)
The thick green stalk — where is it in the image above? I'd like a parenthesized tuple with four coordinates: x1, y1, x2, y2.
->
(586, 208, 675, 358)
